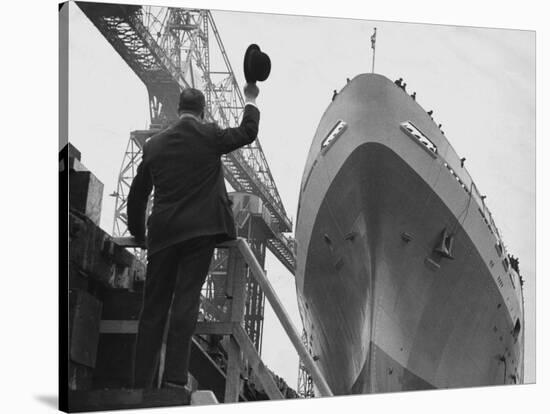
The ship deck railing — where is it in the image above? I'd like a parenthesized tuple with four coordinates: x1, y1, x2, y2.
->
(439, 141, 507, 253)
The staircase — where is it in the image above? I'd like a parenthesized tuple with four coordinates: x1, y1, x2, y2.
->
(62, 144, 329, 412)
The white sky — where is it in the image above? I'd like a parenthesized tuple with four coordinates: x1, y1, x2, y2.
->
(67, 1, 535, 388)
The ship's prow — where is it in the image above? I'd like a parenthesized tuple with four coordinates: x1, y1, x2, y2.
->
(295, 73, 524, 394)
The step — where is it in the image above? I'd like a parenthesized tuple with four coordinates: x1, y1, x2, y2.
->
(68, 388, 190, 412)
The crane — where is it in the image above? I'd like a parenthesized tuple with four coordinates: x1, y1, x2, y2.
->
(77, 3, 296, 273)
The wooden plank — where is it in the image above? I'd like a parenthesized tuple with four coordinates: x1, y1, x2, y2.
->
(235, 237, 334, 397)
(113, 236, 145, 248)
(69, 170, 104, 226)
(69, 212, 145, 289)
(233, 325, 284, 400)
(100, 319, 138, 334)
(224, 336, 241, 403)
(68, 388, 190, 412)
(224, 247, 236, 302)
(195, 321, 235, 335)
(69, 289, 102, 368)
(228, 248, 247, 323)
(111, 237, 237, 250)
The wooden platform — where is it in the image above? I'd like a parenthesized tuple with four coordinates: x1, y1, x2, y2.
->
(68, 388, 190, 412)
(63, 146, 306, 412)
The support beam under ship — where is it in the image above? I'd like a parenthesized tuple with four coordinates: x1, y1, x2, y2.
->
(295, 74, 524, 395)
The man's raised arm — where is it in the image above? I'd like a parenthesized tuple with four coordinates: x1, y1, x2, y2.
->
(216, 83, 261, 154)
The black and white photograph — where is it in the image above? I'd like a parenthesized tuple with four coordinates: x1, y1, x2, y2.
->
(58, 0, 538, 411)
(5, 0, 545, 412)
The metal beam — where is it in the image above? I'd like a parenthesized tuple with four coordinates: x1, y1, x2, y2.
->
(234, 238, 333, 397)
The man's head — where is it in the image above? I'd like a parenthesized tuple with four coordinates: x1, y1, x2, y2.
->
(178, 88, 206, 119)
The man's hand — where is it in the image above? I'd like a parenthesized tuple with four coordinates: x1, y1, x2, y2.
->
(244, 83, 259, 100)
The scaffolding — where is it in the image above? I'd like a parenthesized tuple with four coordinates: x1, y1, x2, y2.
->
(297, 329, 315, 398)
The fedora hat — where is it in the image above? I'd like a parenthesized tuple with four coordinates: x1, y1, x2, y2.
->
(243, 44, 271, 83)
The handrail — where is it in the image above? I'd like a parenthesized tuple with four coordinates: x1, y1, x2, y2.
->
(233, 237, 333, 397)
(112, 236, 332, 397)
(441, 141, 507, 253)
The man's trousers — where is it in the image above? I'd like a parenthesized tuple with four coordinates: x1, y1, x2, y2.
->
(133, 235, 217, 388)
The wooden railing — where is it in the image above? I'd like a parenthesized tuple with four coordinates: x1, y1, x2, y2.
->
(112, 236, 333, 398)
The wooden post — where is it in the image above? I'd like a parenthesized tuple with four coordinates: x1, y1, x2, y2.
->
(223, 245, 247, 402)
(232, 325, 284, 400)
(227, 246, 247, 323)
(224, 336, 241, 403)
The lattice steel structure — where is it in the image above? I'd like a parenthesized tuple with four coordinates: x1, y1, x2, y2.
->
(78, 3, 296, 273)
(297, 329, 315, 398)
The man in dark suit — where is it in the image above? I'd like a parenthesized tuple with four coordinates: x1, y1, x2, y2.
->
(127, 83, 260, 390)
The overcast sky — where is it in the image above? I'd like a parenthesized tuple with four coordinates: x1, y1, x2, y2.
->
(67, 2, 535, 387)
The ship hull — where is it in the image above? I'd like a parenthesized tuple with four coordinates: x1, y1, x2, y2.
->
(296, 74, 524, 395)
